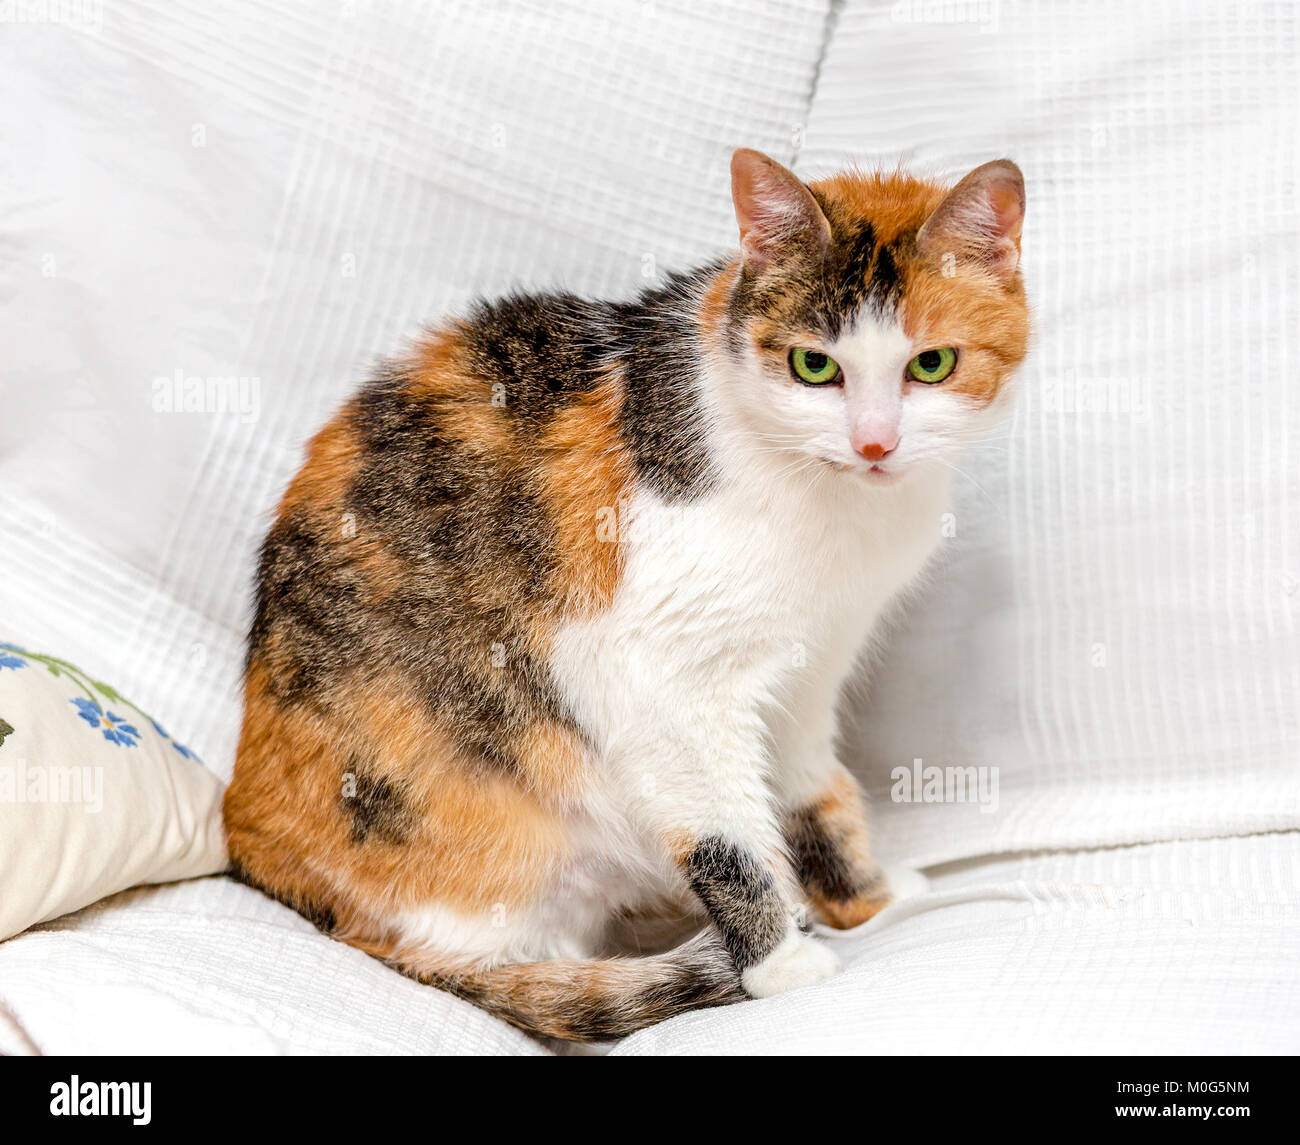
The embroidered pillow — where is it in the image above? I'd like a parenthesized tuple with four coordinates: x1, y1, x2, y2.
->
(0, 642, 227, 941)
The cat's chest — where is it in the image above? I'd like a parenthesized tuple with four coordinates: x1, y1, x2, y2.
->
(570, 472, 948, 666)
(660, 472, 933, 589)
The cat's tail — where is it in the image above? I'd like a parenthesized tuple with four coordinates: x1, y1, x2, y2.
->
(364, 929, 745, 1042)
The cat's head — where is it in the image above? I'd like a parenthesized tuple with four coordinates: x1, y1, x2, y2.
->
(714, 149, 1029, 486)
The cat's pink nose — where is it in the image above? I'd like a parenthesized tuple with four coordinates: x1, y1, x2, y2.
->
(856, 436, 898, 462)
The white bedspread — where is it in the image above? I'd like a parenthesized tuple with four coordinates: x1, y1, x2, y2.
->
(2, 832, 1294, 1056)
(1, 0, 1296, 1054)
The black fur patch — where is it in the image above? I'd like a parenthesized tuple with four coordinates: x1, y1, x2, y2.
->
(608, 264, 721, 502)
(820, 221, 905, 332)
(342, 763, 413, 845)
(685, 837, 788, 970)
(248, 511, 370, 709)
(461, 292, 604, 424)
(351, 366, 556, 588)
(729, 195, 910, 346)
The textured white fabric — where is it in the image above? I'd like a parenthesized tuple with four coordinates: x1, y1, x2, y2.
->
(1, 832, 1292, 1055)
(0, 878, 545, 1055)
(614, 833, 1300, 1055)
(0, 0, 1296, 1053)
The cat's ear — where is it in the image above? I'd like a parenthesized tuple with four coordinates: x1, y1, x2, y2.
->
(917, 159, 1025, 281)
(730, 148, 831, 270)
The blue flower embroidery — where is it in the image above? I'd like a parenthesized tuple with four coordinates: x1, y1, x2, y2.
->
(71, 697, 140, 748)
(0, 644, 27, 671)
(149, 718, 201, 762)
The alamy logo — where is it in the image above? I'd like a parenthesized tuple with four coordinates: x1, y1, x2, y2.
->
(0, 761, 103, 813)
(151, 369, 261, 423)
(49, 1075, 151, 1125)
(891, 757, 999, 814)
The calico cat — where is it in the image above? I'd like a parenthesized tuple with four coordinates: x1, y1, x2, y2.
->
(224, 148, 1029, 1040)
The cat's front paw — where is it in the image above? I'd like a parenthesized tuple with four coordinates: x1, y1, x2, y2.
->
(740, 932, 839, 999)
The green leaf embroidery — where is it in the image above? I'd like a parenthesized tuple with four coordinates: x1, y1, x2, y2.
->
(93, 680, 125, 704)
(0, 718, 13, 747)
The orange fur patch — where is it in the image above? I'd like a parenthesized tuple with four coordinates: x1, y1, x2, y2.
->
(225, 664, 572, 931)
(517, 719, 589, 804)
(697, 259, 740, 347)
(810, 169, 947, 246)
(278, 415, 362, 518)
(900, 271, 1028, 404)
(537, 376, 633, 615)
(407, 323, 476, 398)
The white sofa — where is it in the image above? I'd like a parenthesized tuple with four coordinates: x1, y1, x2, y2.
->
(1, 0, 1296, 1054)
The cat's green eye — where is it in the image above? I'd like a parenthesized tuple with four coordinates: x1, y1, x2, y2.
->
(790, 348, 842, 386)
(907, 347, 958, 384)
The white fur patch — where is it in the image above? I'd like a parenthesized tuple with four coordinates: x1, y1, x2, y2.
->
(741, 931, 840, 998)
(882, 865, 931, 903)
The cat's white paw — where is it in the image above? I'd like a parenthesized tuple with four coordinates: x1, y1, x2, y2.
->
(882, 865, 930, 903)
(741, 932, 840, 999)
